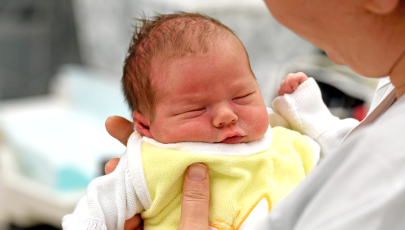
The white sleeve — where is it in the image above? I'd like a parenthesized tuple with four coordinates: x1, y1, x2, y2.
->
(304, 135, 321, 166)
(62, 153, 144, 230)
(267, 107, 291, 129)
(272, 78, 359, 157)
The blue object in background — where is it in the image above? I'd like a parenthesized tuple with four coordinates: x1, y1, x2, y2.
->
(0, 65, 130, 192)
(58, 167, 92, 191)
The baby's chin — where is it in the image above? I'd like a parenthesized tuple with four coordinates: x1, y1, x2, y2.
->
(240, 135, 266, 144)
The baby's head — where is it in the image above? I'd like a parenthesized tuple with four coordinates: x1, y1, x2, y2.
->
(122, 12, 269, 144)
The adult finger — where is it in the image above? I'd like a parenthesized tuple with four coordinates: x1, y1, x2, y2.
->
(178, 163, 210, 230)
(105, 158, 120, 174)
(105, 116, 134, 146)
(124, 215, 143, 230)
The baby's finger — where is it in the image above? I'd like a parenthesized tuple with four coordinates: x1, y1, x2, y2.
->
(287, 77, 300, 91)
(278, 80, 294, 95)
(278, 86, 287, 96)
(294, 72, 309, 84)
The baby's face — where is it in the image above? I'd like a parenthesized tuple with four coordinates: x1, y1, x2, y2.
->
(148, 38, 269, 144)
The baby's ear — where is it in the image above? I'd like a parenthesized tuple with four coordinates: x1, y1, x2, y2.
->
(364, 0, 399, 15)
(133, 111, 153, 138)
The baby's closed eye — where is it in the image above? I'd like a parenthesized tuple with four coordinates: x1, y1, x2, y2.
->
(180, 108, 206, 118)
(232, 91, 255, 104)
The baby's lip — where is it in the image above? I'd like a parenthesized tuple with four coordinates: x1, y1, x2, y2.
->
(219, 135, 245, 144)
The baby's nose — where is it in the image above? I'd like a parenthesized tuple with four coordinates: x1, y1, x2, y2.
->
(212, 105, 238, 128)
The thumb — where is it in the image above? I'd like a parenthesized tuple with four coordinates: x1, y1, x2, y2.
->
(178, 163, 210, 230)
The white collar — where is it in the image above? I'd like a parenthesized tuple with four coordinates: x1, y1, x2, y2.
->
(134, 125, 272, 156)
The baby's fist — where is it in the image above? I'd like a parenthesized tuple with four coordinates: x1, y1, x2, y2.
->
(278, 72, 309, 96)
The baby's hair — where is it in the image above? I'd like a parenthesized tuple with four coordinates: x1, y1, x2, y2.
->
(122, 12, 244, 121)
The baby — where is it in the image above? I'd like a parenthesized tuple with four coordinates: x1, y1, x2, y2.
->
(63, 12, 320, 230)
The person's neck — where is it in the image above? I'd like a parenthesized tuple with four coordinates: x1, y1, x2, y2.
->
(390, 49, 405, 100)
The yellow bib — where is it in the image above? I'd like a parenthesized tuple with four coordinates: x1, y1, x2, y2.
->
(140, 127, 314, 230)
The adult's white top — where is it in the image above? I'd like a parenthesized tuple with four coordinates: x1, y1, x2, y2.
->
(259, 76, 404, 230)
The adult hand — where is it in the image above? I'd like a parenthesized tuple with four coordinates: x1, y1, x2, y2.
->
(105, 116, 211, 230)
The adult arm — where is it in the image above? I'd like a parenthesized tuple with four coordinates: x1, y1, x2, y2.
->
(258, 112, 405, 229)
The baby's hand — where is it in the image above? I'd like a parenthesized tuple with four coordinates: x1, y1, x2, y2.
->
(278, 72, 309, 96)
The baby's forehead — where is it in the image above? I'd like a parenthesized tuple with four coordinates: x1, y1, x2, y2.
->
(151, 44, 253, 96)
(145, 16, 249, 96)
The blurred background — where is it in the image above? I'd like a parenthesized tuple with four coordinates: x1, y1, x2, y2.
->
(0, 0, 378, 229)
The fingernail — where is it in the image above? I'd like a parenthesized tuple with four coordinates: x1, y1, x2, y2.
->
(188, 163, 207, 181)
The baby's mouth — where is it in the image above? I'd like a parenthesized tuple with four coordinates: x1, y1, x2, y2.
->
(220, 135, 244, 144)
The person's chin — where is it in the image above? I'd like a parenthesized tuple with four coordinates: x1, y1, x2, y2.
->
(325, 50, 345, 65)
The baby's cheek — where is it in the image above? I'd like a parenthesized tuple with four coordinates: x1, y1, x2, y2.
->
(254, 109, 270, 136)
(153, 125, 182, 144)
(176, 123, 210, 142)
